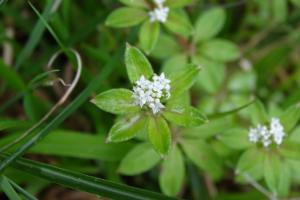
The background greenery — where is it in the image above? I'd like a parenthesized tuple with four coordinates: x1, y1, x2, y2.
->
(0, 0, 300, 199)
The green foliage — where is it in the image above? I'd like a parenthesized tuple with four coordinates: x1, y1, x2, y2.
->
(194, 8, 226, 42)
(105, 7, 147, 28)
(125, 44, 154, 83)
(118, 143, 161, 175)
(92, 89, 139, 114)
(1, 0, 300, 199)
(159, 145, 185, 196)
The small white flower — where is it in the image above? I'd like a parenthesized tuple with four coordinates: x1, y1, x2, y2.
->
(132, 73, 171, 114)
(149, 6, 169, 23)
(248, 117, 285, 147)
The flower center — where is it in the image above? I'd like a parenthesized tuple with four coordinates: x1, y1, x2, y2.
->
(132, 73, 171, 114)
(248, 117, 285, 147)
(149, 0, 169, 23)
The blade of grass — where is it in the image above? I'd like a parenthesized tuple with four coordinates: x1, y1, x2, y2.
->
(7, 177, 38, 200)
(15, 0, 62, 70)
(0, 153, 177, 200)
(0, 175, 22, 200)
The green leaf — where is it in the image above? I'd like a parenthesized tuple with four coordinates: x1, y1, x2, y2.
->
(0, 59, 26, 92)
(278, 162, 291, 197)
(139, 21, 160, 54)
(118, 143, 160, 175)
(200, 39, 240, 62)
(0, 176, 22, 200)
(151, 34, 181, 59)
(236, 147, 265, 181)
(264, 153, 290, 196)
(169, 64, 200, 100)
(181, 139, 223, 179)
(162, 54, 187, 76)
(119, 0, 149, 8)
(193, 56, 225, 94)
(280, 104, 300, 133)
(0, 153, 176, 200)
(218, 128, 252, 150)
(165, 0, 194, 8)
(125, 44, 154, 83)
(279, 141, 300, 160)
(159, 145, 185, 196)
(249, 99, 269, 125)
(148, 116, 171, 155)
(163, 105, 207, 127)
(194, 8, 226, 42)
(105, 7, 147, 28)
(108, 113, 147, 142)
(92, 89, 139, 115)
(164, 10, 193, 37)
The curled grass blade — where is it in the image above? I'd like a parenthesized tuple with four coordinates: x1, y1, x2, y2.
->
(0, 51, 118, 173)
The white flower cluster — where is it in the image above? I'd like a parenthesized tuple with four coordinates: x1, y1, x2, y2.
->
(248, 118, 285, 147)
(132, 73, 171, 114)
(149, 0, 169, 23)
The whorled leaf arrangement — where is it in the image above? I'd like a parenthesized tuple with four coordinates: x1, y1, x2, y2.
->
(92, 44, 208, 156)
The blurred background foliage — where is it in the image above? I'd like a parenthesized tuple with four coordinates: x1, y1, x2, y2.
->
(0, 0, 300, 199)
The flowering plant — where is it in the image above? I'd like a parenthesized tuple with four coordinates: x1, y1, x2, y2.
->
(91, 44, 207, 155)
(105, 0, 193, 53)
(228, 101, 300, 197)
